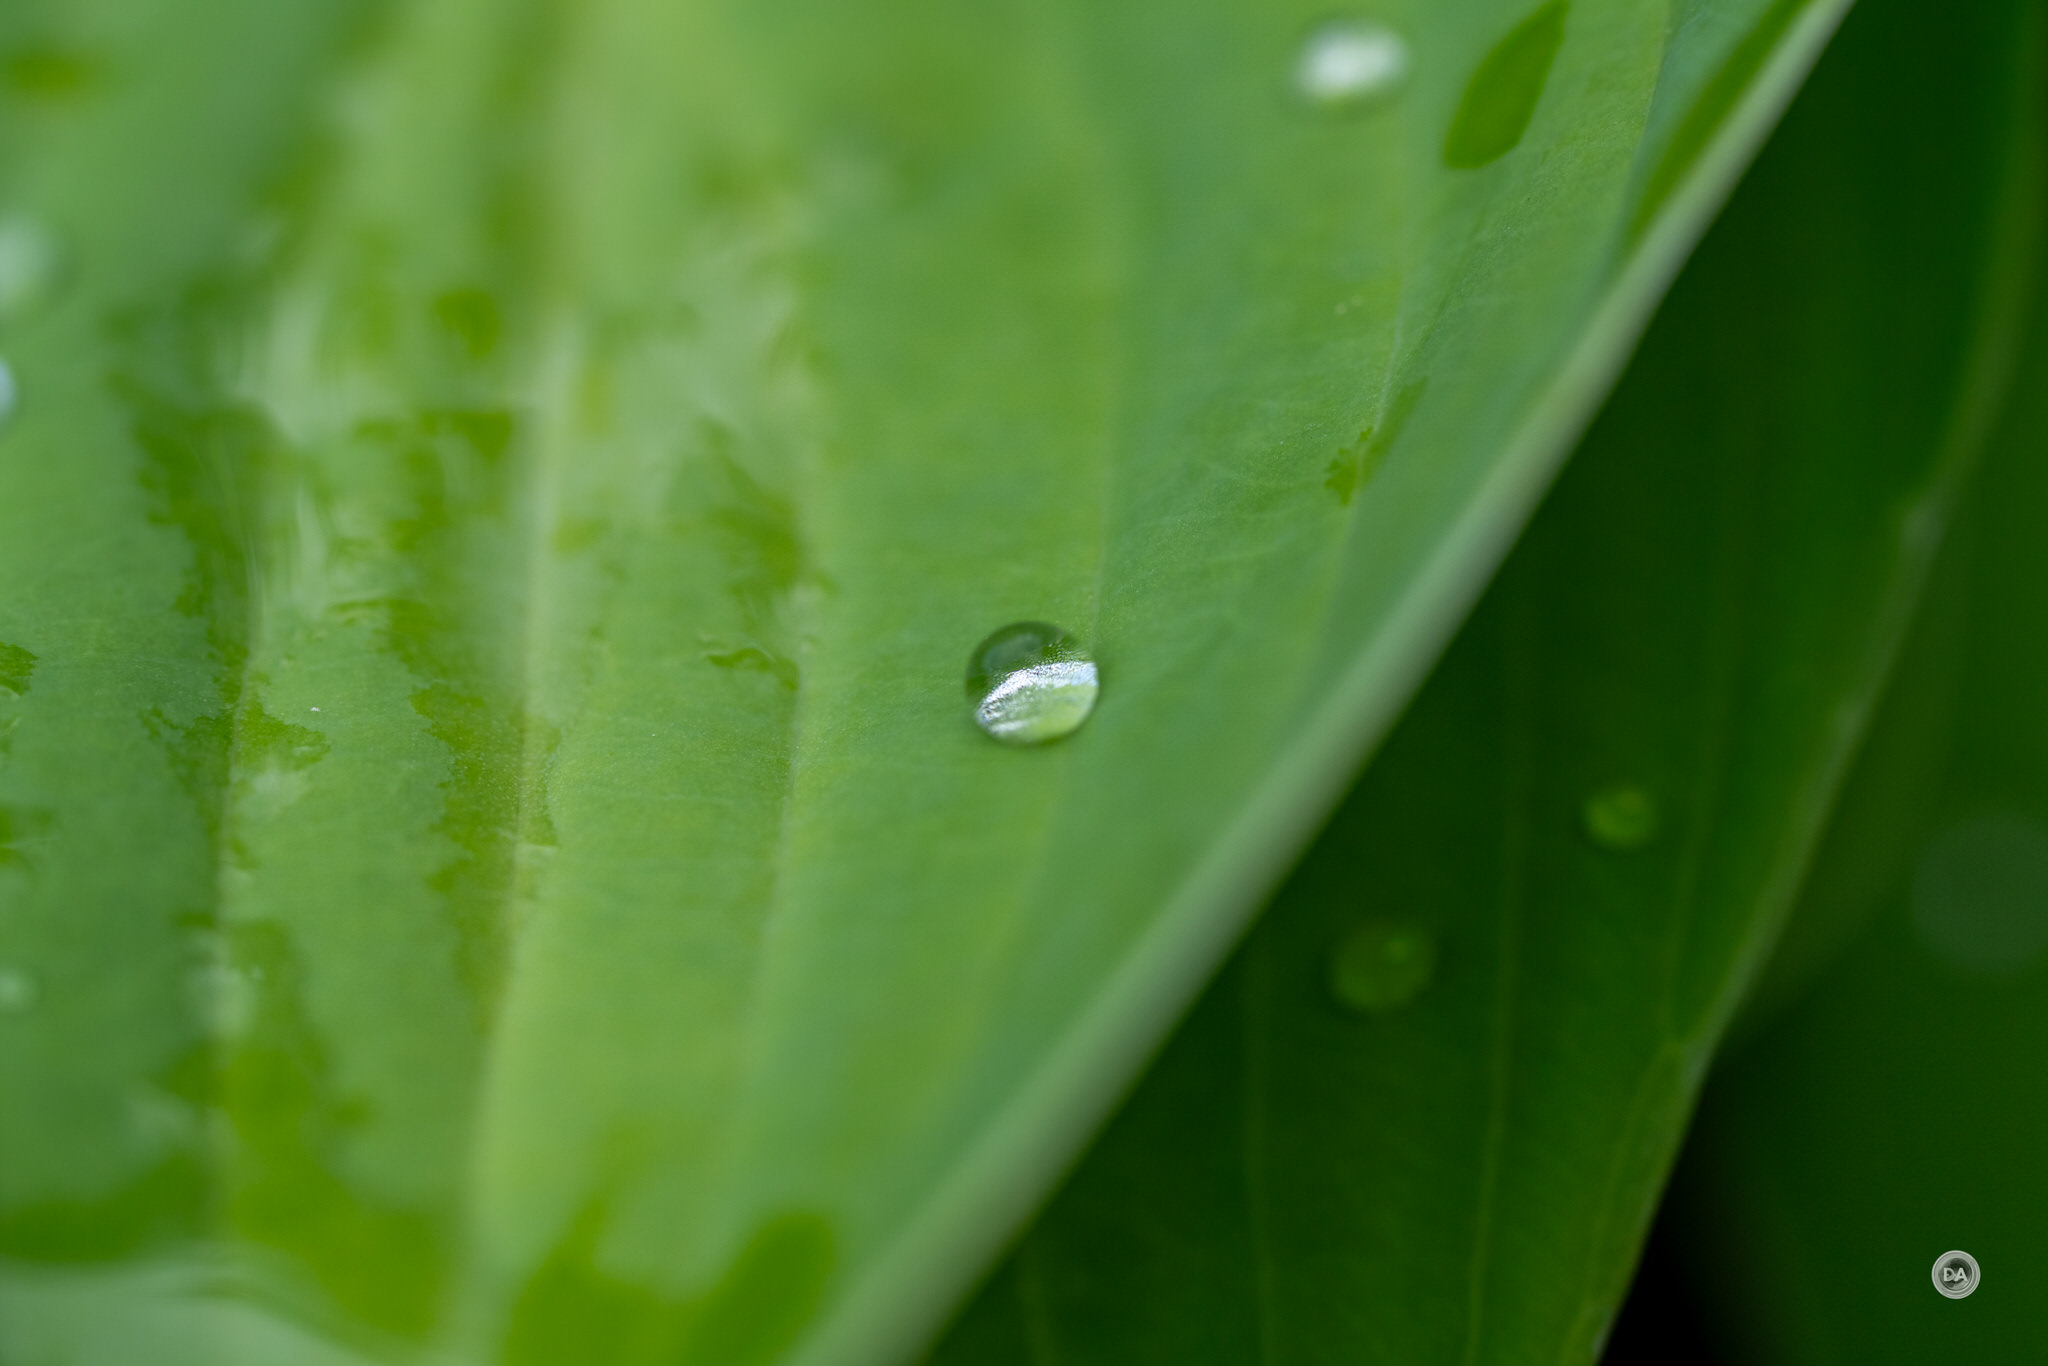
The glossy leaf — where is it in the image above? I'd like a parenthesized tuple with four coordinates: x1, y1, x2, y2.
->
(928, 0, 2041, 1361)
(0, 1, 1846, 1363)
(1676, 39, 2048, 1353)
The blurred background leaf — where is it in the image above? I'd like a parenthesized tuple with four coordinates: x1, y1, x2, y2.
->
(0, 2, 1854, 1364)
(1670, 33, 2048, 1353)
(927, 0, 2043, 1362)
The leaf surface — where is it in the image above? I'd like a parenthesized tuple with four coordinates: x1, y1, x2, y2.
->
(928, 0, 2041, 1361)
(0, 1, 1847, 1362)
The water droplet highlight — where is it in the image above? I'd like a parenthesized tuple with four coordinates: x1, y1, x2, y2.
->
(0, 966, 38, 1014)
(1584, 783, 1657, 850)
(0, 215, 62, 317)
(1296, 18, 1410, 109)
(0, 358, 17, 429)
(1912, 814, 2048, 977)
(966, 622, 1099, 745)
(1330, 920, 1436, 1013)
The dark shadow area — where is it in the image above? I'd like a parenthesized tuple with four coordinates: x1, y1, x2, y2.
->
(1602, 1193, 1730, 1366)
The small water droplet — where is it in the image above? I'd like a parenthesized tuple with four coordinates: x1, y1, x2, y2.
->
(966, 622, 1098, 745)
(1327, 378, 1427, 506)
(1330, 919, 1436, 1013)
(0, 216, 63, 317)
(1296, 18, 1411, 109)
(1912, 814, 2048, 977)
(185, 930, 257, 1037)
(0, 358, 17, 429)
(0, 965, 39, 1014)
(1900, 498, 1945, 552)
(1584, 783, 1657, 850)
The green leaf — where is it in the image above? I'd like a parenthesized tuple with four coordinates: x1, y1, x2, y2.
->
(0, 1, 1849, 1362)
(928, 0, 2042, 1361)
(1676, 39, 2048, 1354)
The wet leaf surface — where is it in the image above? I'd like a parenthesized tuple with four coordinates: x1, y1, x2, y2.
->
(927, 1, 2040, 1360)
(0, 1, 1855, 1361)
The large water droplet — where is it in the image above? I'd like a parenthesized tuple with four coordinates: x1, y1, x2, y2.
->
(1330, 919, 1436, 1013)
(1912, 814, 2048, 977)
(1584, 783, 1657, 850)
(0, 216, 62, 317)
(966, 622, 1098, 745)
(1443, 0, 1567, 167)
(1296, 18, 1410, 108)
(0, 965, 39, 1014)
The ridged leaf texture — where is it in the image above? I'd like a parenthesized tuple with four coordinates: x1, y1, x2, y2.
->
(0, 1, 1852, 1362)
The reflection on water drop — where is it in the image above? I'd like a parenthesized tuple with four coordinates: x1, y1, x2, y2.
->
(1584, 783, 1657, 850)
(0, 358, 16, 428)
(0, 216, 62, 317)
(966, 622, 1098, 745)
(0, 965, 38, 1014)
(1912, 813, 2048, 977)
(1330, 919, 1436, 1013)
(1296, 18, 1410, 108)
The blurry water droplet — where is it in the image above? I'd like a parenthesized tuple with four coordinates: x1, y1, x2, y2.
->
(1912, 814, 2048, 977)
(1330, 920, 1436, 1013)
(1296, 18, 1410, 108)
(1900, 497, 1945, 553)
(0, 358, 17, 428)
(0, 216, 62, 317)
(0, 966, 38, 1014)
(967, 622, 1098, 745)
(1584, 783, 1657, 850)
(186, 930, 257, 1037)
(1443, 0, 1567, 167)
(128, 1085, 202, 1151)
